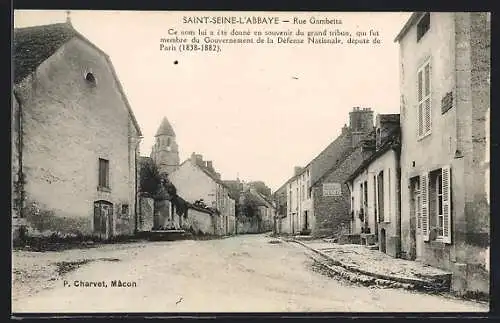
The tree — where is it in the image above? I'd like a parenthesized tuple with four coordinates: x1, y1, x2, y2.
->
(139, 159, 162, 197)
(248, 181, 272, 198)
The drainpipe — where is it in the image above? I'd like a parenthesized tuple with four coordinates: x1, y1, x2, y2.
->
(13, 90, 26, 241)
(133, 142, 139, 235)
(394, 144, 402, 257)
(13, 91, 24, 217)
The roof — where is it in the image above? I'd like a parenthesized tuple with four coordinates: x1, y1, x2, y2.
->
(345, 128, 401, 184)
(155, 117, 176, 137)
(310, 129, 376, 187)
(394, 12, 424, 43)
(255, 191, 274, 208)
(177, 159, 230, 191)
(378, 114, 400, 124)
(13, 21, 142, 137)
(13, 23, 76, 84)
(245, 189, 272, 208)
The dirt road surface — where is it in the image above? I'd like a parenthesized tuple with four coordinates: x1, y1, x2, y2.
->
(12, 234, 489, 313)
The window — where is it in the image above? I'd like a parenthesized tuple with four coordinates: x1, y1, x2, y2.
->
(359, 183, 364, 210)
(417, 60, 432, 138)
(422, 167, 451, 243)
(377, 171, 385, 222)
(414, 179, 421, 229)
(85, 72, 96, 85)
(98, 158, 110, 189)
(302, 185, 305, 200)
(436, 173, 444, 237)
(417, 13, 430, 42)
(121, 204, 129, 216)
(363, 181, 368, 208)
(388, 169, 391, 218)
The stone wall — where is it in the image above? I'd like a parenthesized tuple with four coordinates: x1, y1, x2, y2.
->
(182, 207, 214, 235)
(312, 147, 372, 238)
(237, 216, 260, 234)
(137, 196, 154, 232)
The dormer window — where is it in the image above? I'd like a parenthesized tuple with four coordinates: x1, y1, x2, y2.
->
(417, 13, 430, 42)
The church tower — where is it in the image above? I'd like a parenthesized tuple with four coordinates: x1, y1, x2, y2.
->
(151, 117, 180, 175)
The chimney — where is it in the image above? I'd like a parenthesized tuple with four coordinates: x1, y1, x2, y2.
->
(206, 161, 214, 173)
(349, 107, 374, 133)
(215, 172, 221, 180)
(294, 166, 303, 176)
(190, 152, 197, 164)
(195, 154, 203, 167)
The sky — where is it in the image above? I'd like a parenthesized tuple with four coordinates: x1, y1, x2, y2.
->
(14, 10, 411, 192)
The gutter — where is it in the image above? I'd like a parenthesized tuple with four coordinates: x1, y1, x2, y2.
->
(134, 140, 140, 234)
(13, 90, 24, 220)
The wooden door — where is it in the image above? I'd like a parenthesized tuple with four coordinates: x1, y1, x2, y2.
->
(94, 200, 113, 240)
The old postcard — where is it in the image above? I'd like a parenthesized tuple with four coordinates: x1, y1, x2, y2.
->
(11, 10, 490, 314)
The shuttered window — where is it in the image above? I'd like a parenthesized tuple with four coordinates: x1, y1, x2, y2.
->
(98, 158, 110, 188)
(417, 60, 432, 138)
(441, 166, 452, 243)
(420, 173, 429, 241)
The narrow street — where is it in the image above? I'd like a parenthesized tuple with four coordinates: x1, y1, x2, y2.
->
(12, 234, 488, 313)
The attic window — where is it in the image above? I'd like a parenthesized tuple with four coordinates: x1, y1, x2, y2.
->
(417, 13, 430, 42)
(85, 72, 96, 84)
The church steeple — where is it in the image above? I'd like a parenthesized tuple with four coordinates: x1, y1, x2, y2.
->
(66, 10, 72, 25)
(151, 117, 179, 175)
(155, 117, 176, 137)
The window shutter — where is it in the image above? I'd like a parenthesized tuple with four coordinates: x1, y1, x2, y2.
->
(442, 166, 452, 243)
(418, 71, 423, 101)
(417, 70, 423, 137)
(425, 97, 431, 133)
(418, 104, 424, 137)
(420, 173, 430, 241)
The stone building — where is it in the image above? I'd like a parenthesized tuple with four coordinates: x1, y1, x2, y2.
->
(277, 107, 375, 237)
(395, 12, 490, 295)
(272, 182, 288, 234)
(12, 20, 142, 240)
(346, 114, 401, 256)
(150, 117, 180, 175)
(168, 153, 236, 235)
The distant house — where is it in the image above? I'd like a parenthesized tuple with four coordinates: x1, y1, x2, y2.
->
(277, 107, 375, 237)
(168, 153, 236, 235)
(238, 186, 275, 234)
(346, 114, 401, 256)
(12, 20, 142, 241)
(272, 182, 288, 234)
(395, 12, 490, 295)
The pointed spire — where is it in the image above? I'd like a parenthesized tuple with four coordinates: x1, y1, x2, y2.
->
(65, 10, 72, 25)
(155, 117, 176, 137)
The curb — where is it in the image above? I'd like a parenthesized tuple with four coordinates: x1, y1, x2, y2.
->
(290, 239, 450, 292)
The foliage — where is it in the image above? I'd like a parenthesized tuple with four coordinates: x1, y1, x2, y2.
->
(242, 198, 261, 219)
(139, 159, 162, 197)
(248, 181, 272, 198)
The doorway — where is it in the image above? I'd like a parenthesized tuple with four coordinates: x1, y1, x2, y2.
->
(304, 211, 309, 230)
(412, 177, 423, 260)
(93, 200, 113, 240)
(380, 228, 387, 253)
